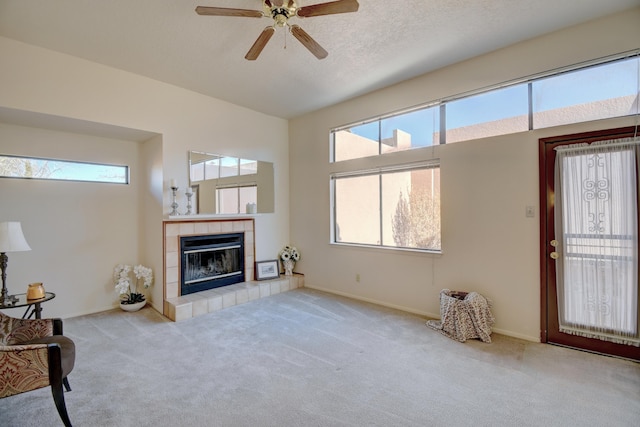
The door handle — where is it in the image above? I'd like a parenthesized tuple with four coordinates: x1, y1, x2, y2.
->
(550, 239, 559, 259)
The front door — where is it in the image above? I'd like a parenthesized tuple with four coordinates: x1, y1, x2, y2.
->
(540, 127, 640, 360)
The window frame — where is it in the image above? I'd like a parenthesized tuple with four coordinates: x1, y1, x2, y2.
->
(0, 154, 129, 184)
(330, 50, 639, 162)
(330, 160, 441, 254)
(329, 50, 639, 255)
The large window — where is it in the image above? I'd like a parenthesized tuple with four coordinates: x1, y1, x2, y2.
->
(0, 154, 128, 184)
(332, 163, 441, 252)
(331, 52, 639, 161)
(329, 52, 638, 253)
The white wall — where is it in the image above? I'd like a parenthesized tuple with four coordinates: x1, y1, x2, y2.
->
(0, 123, 142, 317)
(0, 36, 289, 318)
(139, 134, 164, 309)
(288, 9, 640, 341)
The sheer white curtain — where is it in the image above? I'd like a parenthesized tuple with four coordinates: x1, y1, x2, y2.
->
(554, 137, 640, 347)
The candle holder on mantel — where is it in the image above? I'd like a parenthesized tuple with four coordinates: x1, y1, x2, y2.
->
(185, 190, 193, 215)
(170, 186, 180, 216)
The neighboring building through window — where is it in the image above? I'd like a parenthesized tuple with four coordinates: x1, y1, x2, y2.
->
(331, 53, 639, 162)
(333, 106, 440, 162)
(532, 57, 639, 128)
(333, 163, 440, 252)
(331, 115, 441, 252)
(330, 52, 639, 253)
(0, 154, 129, 184)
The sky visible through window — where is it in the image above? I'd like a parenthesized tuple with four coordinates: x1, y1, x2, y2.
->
(341, 56, 639, 150)
(0, 155, 128, 184)
(533, 58, 638, 111)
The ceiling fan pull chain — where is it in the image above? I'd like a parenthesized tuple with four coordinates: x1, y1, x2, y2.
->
(284, 26, 288, 50)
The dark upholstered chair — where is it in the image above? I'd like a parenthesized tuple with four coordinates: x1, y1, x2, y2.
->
(0, 310, 75, 427)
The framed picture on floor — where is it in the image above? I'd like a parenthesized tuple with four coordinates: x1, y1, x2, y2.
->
(255, 260, 279, 280)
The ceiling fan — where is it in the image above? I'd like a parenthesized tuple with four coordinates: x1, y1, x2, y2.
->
(195, 0, 359, 60)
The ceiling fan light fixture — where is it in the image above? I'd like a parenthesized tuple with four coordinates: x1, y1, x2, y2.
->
(273, 13, 289, 27)
(196, 0, 359, 60)
(269, 0, 297, 26)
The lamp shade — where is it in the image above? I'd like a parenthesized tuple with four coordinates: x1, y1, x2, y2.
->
(0, 221, 31, 252)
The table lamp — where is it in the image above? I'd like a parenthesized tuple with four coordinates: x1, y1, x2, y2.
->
(0, 221, 31, 305)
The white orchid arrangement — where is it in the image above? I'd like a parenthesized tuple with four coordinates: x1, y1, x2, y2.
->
(279, 245, 301, 262)
(114, 264, 153, 304)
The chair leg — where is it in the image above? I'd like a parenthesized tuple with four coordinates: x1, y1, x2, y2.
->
(51, 383, 73, 427)
(63, 377, 72, 392)
(48, 344, 73, 427)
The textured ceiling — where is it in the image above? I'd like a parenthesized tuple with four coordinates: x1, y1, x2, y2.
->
(0, 0, 638, 119)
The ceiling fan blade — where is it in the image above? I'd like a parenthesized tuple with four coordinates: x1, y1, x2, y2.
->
(195, 6, 263, 18)
(297, 0, 359, 18)
(245, 27, 276, 60)
(271, 0, 284, 6)
(290, 25, 328, 59)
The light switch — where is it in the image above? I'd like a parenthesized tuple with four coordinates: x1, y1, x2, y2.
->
(526, 206, 535, 218)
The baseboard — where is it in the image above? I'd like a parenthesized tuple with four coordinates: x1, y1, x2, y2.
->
(304, 284, 440, 320)
(304, 284, 541, 343)
(491, 327, 540, 343)
(62, 304, 119, 319)
(62, 302, 163, 320)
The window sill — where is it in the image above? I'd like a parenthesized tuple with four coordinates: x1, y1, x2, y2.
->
(330, 241, 442, 257)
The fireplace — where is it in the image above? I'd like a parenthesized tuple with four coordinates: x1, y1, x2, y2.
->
(180, 233, 245, 295)
(163, 219, 303, 321)
(163, 219, 258, 319)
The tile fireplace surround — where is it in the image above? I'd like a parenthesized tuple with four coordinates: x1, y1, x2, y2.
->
(163, 218, 303, 321)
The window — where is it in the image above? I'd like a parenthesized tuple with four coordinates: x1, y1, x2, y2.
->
(332, 121, 381, 162)
(332, 162, 441, 252)
(446, 84, 529, 143)
(332, 106, 439, 162)
(532, 57, 639, 128)
(0, 154, 128, 184)
(329, 52, 638, 253)
(330, 52, 639, 159)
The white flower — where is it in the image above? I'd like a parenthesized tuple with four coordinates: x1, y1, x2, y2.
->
(134, 265, 153, 288)
(114, 264, 131, 282)
(114, 263, 153, 303)
(115, 278, 130, 295)
(279, 245, 301, 262)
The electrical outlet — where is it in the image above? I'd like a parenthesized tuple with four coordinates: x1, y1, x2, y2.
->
(356, 273, 360, 282)
(526, 206, 535, 218)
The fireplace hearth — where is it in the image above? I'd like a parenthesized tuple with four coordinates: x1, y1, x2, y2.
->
(163, 219, 304, 321)
(180, 233, 244, 295)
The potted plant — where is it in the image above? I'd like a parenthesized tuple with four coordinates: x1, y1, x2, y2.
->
(114, 264, 153, 312)
(279, 245, 300, 276)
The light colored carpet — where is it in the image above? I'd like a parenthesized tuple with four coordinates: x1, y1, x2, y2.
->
(1, 288, 639, 426)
